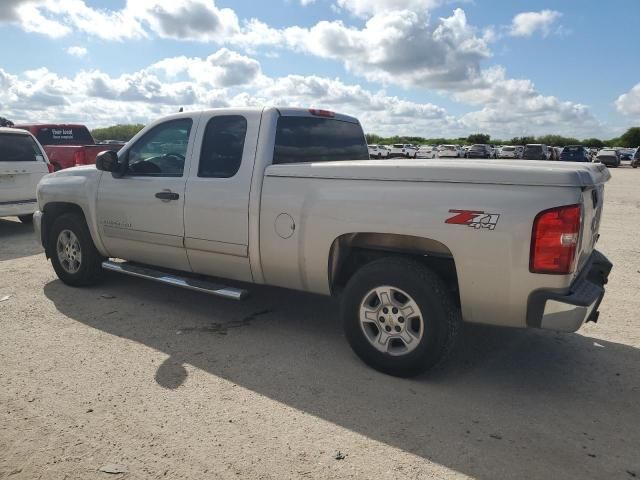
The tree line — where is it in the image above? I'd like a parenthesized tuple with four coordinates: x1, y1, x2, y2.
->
(366, 127, 640, 149)
(91, 124, 145, 142)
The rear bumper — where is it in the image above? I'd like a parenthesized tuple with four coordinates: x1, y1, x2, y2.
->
(526, 250, 612, 333)
(0, 199, 37, 217)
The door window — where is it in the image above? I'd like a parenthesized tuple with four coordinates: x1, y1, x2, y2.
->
(198, 116, 247, 178)
(127, 119, 192, 177)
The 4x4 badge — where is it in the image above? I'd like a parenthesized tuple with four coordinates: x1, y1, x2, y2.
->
(446, 210, 500, 231)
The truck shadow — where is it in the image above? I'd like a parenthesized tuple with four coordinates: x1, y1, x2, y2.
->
(0, 218, 43, 261)
(43, 275, 640, 480)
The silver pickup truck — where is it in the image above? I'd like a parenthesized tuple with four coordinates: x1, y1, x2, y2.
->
(34, 107, 613, 376)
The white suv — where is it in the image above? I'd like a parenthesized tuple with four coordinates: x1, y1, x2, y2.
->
(368, 144, 389, 159)
(0, 128, 51, 223)
(389, 144, 417, 158)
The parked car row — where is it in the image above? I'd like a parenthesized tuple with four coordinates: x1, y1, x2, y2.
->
(369, 142, 640, 167)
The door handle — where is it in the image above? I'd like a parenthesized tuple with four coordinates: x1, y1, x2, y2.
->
(155, 191, 180, 201)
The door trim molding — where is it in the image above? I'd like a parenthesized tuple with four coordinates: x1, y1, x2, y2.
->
(185, 237, 247, 257)
(103, 225, 184, 248)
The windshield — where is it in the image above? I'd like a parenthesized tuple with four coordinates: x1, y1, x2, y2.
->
(35, 126, 94, 146)
(0, 133, 45, 162)
(502, 147, 515, 151)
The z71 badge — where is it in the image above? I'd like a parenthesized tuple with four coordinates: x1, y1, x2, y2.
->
(445, 210, 500, 231)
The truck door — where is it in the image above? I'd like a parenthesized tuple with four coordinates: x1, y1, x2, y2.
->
(183, 110, 261, 282)
(96, 116, 197, 272)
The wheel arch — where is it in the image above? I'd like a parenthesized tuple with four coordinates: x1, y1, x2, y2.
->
(328, 232, 460, 303)
(41, 202, 90, 258)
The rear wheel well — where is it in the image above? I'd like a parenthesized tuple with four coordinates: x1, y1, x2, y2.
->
(329, 233, 460, 305)
(42, 203, 86, 258)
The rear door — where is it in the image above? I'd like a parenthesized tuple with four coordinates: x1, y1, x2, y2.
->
(0, 132, 49, 211)
(183, 110, 261, 282)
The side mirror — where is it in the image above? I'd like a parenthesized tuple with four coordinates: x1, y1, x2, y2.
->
(95, 150, 119, 172)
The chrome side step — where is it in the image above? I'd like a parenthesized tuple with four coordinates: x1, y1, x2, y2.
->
(101, 261, 248, 300)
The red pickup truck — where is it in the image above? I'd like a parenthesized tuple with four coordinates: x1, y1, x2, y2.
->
(14, 124, 125, 171)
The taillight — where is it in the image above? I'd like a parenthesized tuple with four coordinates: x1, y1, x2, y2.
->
(530, 204, 582, 274)
(309, 109, 335, 118)
(74, 150, 87, 166)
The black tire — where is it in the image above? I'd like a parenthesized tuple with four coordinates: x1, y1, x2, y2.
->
(49, 212, 104, 287)
(341, 257, 461, 377)
(17, 214, 33, 224)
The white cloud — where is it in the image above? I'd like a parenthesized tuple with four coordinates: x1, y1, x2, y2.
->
(8, 1, 71, 38)
(509, 10, 562, 37)
(127, 0, 240, 42)
(334, 0, 444, 17)
(0, 2, 602, 138)
(150, 48, 262, 87)
(66, 46, 87, 58)
(0, 0, 237, 41)
(0, 49, 603, 139)
(232, 9, 491, 91)
(615, 83, 640, 117)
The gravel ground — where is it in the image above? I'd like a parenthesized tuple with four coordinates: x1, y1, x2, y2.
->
(1, 167, 638, 480)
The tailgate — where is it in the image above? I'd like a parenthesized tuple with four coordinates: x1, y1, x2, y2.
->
(0, 161, 48, 203)
(576, 183, 605, 273)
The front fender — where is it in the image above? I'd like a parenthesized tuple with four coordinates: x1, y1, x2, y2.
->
(37, 167, 108, 257)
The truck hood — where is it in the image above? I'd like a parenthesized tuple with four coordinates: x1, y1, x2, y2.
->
(41, 164, 99, 180)
(266, 159, 611, 188)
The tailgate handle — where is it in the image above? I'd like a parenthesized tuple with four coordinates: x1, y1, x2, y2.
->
(155, 191, 179, 201)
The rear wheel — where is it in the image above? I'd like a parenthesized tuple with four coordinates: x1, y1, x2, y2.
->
(49, 213, 105, 286)
(341, 257, 460, 377)
(17, 215, 33, 224)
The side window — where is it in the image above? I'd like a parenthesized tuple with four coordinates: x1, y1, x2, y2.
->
(198, 115, 247, 178)
(127, 118, 192, 177)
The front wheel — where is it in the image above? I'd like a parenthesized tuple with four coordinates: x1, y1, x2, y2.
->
(49, 213, 105, 287)
(341, 257, 460, 377)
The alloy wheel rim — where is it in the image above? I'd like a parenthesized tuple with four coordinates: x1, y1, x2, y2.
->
(359, 286, 424, 356)
(56, 229, 82, 274)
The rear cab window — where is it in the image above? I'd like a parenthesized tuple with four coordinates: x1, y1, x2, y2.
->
(273, 116, 369, 164)
(0, 133, 46, 162)
(35, 126, 94, 146)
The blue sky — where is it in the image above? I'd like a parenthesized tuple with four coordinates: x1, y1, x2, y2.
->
(1, 0, 639, 139)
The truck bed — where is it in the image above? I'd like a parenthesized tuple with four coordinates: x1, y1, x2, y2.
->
(265, 159, 610, 187)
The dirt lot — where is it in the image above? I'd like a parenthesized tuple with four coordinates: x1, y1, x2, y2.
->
(1, 168, 639, 480)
